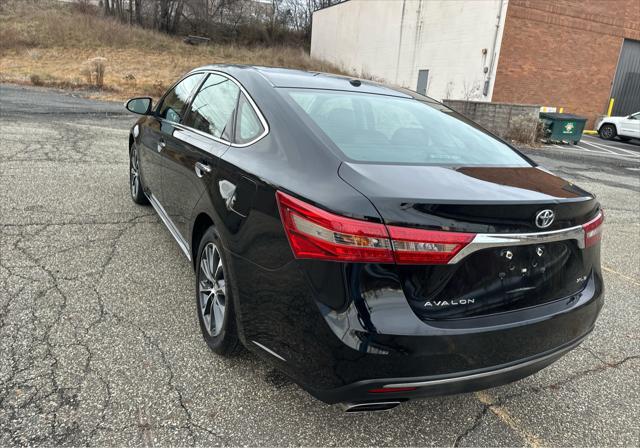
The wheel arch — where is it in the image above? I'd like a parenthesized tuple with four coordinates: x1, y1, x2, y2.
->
(191, 212, 215, 268)
(598, 121, 617, 132)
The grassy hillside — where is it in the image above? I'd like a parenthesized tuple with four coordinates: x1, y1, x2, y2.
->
(0, 1, 345, 100)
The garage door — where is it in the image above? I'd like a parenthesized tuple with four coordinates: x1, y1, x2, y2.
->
(611, 39, 640, 116)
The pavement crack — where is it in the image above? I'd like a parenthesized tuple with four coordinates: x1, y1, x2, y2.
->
(452, 405, 489, 447)
(497, 354, 640, 403)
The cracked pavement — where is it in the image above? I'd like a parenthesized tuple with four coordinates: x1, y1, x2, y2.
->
(1, 84, 639, 446)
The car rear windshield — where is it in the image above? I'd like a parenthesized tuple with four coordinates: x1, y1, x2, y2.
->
(283, 89, 531, 166)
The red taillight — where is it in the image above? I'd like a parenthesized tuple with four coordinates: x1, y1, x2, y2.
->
(583, 211, 604, 248)
(276, 191, 476, 264)
(387, 225, 475, 264)
(276, 191, 394, 263)
(368, 387, 417, 394)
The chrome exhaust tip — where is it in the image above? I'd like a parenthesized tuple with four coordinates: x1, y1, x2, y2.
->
(342, 401, 401, 413)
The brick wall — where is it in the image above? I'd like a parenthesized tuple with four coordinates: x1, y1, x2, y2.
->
(443, 99, 541, 144)
(492, 0, 640, 128)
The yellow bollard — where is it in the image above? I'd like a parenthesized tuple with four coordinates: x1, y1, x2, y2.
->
(607, 98, 615, 116)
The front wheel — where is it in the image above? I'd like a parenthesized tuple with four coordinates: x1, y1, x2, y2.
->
(129, 143, 149, 205)
(598, 124, 617, 140)
(195, 227, 241, 356)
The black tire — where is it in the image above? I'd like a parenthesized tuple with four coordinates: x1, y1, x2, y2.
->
(129, 143, 149, 205)
(619, 136, 631, 142)
(195, 226, 241, 356)
(598, 124, 617, 140)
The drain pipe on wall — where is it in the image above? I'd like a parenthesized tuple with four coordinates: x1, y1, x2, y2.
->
(483, 0, 506, 97)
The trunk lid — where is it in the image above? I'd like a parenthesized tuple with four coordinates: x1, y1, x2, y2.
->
(339, 163, 601, 320)
(339, 163, 597, 233)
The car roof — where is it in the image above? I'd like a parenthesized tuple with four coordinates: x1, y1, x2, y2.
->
(191, 64, 414, 98)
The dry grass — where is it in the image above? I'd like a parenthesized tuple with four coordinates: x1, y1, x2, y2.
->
(0, 0, 346, 101)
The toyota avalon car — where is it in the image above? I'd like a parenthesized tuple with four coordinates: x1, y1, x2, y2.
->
(125, 65, 604, 411)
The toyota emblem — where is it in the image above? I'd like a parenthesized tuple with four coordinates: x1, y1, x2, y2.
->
(535, 209, 555, 229)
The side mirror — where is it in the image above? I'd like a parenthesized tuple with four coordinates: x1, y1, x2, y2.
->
(125, 97, 152, 115)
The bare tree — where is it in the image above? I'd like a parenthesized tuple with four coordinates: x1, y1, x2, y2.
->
(461, 79, 482, 101)
(95, 0, 347, 45)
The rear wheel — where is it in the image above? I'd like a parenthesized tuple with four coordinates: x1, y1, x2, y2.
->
(195, 227, 241, 356)
(129, 143, 149, 205)
(598, 124, 616, 140)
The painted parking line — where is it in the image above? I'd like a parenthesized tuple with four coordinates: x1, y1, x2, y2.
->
(581, 136, 638, 150)
(549, 144, 596, 153)
(582, 135, 640, 149)
(581, 139, 640, 156)
(579, 141, 620, 155)
(544, 144, 640, 160)
(475, 391, 543, 448)
(573, 143, 610, 154)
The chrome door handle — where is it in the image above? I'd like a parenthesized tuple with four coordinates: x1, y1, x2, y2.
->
(194, 162, 212, 178)
(157, 139, 166, 152)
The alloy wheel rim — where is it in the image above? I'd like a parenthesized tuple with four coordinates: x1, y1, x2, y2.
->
(602, 127, 613, 138)
(198, 242, 226, 337)
(130, 146, 140, 197)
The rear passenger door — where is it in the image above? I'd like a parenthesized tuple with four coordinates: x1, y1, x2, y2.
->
(213, 93, 266, 240)
(161, 73, 240, 240)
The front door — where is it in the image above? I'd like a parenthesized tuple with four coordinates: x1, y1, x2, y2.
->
(137, 117, 164, 198)
(144, 73, 205, 207)
(161, 73, 240, 240)
(620, 112, 640, 138)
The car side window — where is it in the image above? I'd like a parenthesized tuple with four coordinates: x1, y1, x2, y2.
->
(184, 74, 240, 140)
(157, 73, 204, 123)
(235, 94, 264, 144)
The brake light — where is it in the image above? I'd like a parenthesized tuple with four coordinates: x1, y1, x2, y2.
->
(276, 191, 394, 262)
(388, 226, 475, 264)
(583, 211, 604, 248)
(276, 191, 476, 264)
(368, 387, 417, 394)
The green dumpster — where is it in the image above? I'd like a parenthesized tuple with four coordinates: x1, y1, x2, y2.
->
(539, 112, 587, 144)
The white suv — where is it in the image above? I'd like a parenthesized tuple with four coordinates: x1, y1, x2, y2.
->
(597, 112, 640, 141)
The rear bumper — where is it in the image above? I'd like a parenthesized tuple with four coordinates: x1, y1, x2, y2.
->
(309, 329, 590, 404)
(229, 253, 604, 404)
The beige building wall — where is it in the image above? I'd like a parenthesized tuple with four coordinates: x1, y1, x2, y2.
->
(311, 0, 508, 101)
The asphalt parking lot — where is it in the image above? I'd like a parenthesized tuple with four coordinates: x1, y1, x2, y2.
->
(1, 84, 638, 446)
(542, 133, 640, 161)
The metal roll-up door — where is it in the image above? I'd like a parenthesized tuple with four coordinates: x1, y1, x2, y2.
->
(611, 39, 640, 116)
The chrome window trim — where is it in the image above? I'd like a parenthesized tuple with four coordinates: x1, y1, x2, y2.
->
(156, 72, 207, 124)
(176, 70, 270, 148)
(147, 193, 192, 261)
(448, 224, 586, 264)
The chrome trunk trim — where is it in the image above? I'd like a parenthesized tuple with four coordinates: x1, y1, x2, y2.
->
(448, 224, 585, 264)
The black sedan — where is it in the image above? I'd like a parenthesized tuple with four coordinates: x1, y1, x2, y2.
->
(125, 65, 604, 411)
